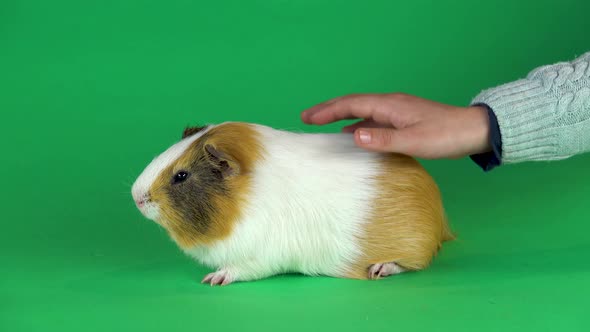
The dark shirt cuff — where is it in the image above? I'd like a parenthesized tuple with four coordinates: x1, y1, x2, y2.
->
(469, 103, 503, 172)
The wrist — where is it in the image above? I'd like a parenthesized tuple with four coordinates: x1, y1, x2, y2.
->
(467, 103, 503, 171)
(462, 105, 492, 155)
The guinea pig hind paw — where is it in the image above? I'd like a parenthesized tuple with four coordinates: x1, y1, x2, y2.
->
(368, 262, 405, 280)
(201, 270, 234, 286)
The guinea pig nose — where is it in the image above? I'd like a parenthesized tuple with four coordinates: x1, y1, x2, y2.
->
(135, 195, 150, 208)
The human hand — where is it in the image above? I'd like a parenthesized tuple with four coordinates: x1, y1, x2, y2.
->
(301, 93, 492, 159)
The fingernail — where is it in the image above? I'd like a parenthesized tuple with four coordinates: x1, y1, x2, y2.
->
(358, 130, 371, 144)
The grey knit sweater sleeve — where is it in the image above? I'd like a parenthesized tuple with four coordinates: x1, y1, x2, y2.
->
(471, 51, 590, 164)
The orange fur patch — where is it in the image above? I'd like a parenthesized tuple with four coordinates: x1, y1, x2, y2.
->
(150, 123, 263, 249)
(347, 154, 453, 279)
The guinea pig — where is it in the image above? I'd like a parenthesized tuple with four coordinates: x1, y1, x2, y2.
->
(131, 122, 453, 286)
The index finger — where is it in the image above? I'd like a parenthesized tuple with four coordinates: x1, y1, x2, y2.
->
(301, 94, 381, 125)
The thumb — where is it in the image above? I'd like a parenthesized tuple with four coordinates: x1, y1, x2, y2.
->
(353, 127, 418, 155)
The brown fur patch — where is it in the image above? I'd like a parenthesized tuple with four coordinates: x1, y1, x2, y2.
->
(150, 123, 263, 249)
(346, 154, 454, 279)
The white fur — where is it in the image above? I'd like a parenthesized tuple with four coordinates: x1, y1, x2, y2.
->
(185, 124, 381, 281)
(131, 126, 214, 220)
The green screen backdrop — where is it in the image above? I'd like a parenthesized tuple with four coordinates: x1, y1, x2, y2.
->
(1, 1, 589, 331)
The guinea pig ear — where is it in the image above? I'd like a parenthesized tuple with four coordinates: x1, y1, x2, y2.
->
(204, 144, 240, 178)
(182, 125, 207, 139)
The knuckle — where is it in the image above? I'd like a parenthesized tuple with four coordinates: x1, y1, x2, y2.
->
(376, 130, 394, 146)
(388, 92, 410, 102)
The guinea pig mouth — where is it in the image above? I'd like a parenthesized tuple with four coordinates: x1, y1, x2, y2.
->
(137, 202, 160, 221)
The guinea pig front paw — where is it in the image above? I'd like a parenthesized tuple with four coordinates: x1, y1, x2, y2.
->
(202, 269, 235, 286)
(368, 262, 406, 280)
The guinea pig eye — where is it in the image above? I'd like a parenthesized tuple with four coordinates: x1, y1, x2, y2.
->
(172, 171, 190, 184)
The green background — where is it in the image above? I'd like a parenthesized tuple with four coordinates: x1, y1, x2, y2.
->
(1, 1, 589, 331)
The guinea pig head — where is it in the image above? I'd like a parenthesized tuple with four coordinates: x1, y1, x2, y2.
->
(131, 123, 262, 249)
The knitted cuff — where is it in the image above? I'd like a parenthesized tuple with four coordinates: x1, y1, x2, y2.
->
(471, 78, 559, 164)
(469, 103, 502, 171)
